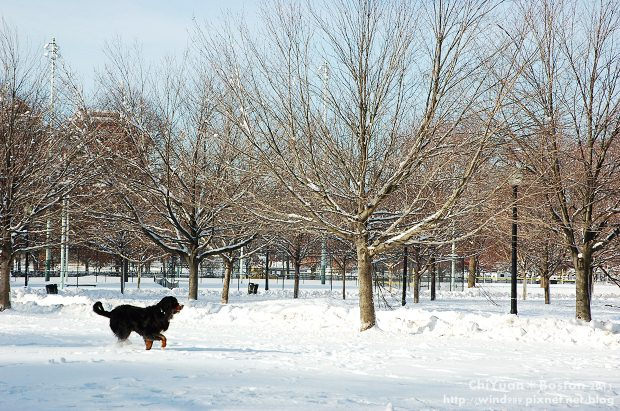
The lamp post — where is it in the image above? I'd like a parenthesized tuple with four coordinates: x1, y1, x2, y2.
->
(401, 246, 408, 306)
(60, 196, 69, 289)
(319, 60, 329, 285)
(320, 239, 327, 285)
(265, 250, 269, 291)
(44, 38, 59, 282)
(24, 225, 29, 287)
(450, 229, 457, 291)
(509, 171, 522, 315)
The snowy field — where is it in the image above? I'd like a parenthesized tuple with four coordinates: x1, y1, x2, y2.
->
(1, 275, 619, 410)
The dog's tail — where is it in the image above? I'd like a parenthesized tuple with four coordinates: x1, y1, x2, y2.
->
(93, 301, 111, 318)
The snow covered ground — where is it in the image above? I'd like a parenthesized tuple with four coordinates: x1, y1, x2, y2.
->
(1, 275, 619, 410)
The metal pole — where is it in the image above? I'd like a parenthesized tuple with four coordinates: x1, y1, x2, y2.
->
(265, 251, 269, 291)
(461, 257, 465, 291)
(430, 255, 436, 301)
(44, 38, 59, 282)
(64, 200, 69, 284)
(510, 185, 518, 315)
(24, 228, 29, 287)
(319, 61, 329, 286)
(320, 240, 327, 285)
(342, 256, 346, 300)
(60, 199, 66, 289)
(120, 258, 125, 294)
(239, 247, 244, 279)
(451, 236, 456, 292)
(402, 246, 408, 306)
(45, 219, 51, 281)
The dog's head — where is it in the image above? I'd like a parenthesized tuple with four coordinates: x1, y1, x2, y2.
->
(158, 296, 184, 316)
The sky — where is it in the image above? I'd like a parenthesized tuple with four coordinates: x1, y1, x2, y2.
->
(0, 0, 261, 93)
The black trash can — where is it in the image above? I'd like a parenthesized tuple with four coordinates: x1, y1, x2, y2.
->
(248, 282, 258, 294)
(45, 284, 58, 294)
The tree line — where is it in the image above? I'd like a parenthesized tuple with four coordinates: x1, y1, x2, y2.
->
(1, 0, 619, 330)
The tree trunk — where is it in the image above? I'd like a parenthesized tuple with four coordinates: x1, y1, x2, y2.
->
(0, 243, 12, 311)
(137, 263, 142, 289)
(543, 272, 550, 304)
(522, 271, 527, 301)
(120, 257, 126, 294)
(356, 240, 376, 331)
(221, 258, 233, 304)
(467, 256, 476, 288)
(187, 254, 199, 300)
(293, 259, 300, 299)
(589, 266, 594, 298)
(574, 251, 592, 321)
(123, 258, 129, 283)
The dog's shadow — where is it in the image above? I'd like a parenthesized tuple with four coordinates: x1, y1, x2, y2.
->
(166, 346, 298, 355)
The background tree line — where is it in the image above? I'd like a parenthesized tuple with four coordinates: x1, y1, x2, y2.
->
(0, 0, 618, 331)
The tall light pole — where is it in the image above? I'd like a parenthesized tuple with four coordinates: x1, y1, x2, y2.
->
(265, 250, 269, 291)
(510, 172, 522, 315)
(65, 198, 70, 286)
(239, 246, 245, 279)
(60, 197, 70, 289)
(60, 197, 66, 289)
(450, 225, 457, 291)
(319, 60, 330, 285)
(401, 246, 408, 306)
(44, 38, 59, 282)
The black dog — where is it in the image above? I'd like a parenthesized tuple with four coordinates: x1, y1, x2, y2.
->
(93, 296, 183, 350)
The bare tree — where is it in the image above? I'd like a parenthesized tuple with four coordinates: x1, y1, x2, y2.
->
(218, 227, 263, 304)
(407, 245, 437, 303)
(279, 231, 319, 299)
(202, 0, 521, 330)
(510, 0, 620, 321)
(92, 46, 255, 301)
(330, 237, 356, 300)
(0, 23, 86, 310)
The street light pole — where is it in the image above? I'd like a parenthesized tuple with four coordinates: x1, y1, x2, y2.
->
(450, 232, 456, 291)
(64, 198, 70, 284)
(265, 250, 269, 291)
(24, 226, 29, 287)
(60, 197, 66, 289)
(510, 184, 518, 315)
(319, 60, 329, 285)
(44, 38, 59, 282)
(320, 240, 327, 285)
(401, 246, 408, 306)
(45, 219, 51, 281)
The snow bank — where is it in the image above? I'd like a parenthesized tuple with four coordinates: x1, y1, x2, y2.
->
(380, 308, 620, 347)
(2, 280, 619, 410)
(8, 282, 620, 349)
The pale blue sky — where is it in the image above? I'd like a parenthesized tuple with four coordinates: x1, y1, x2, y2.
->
(1, 0, 261, 92)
